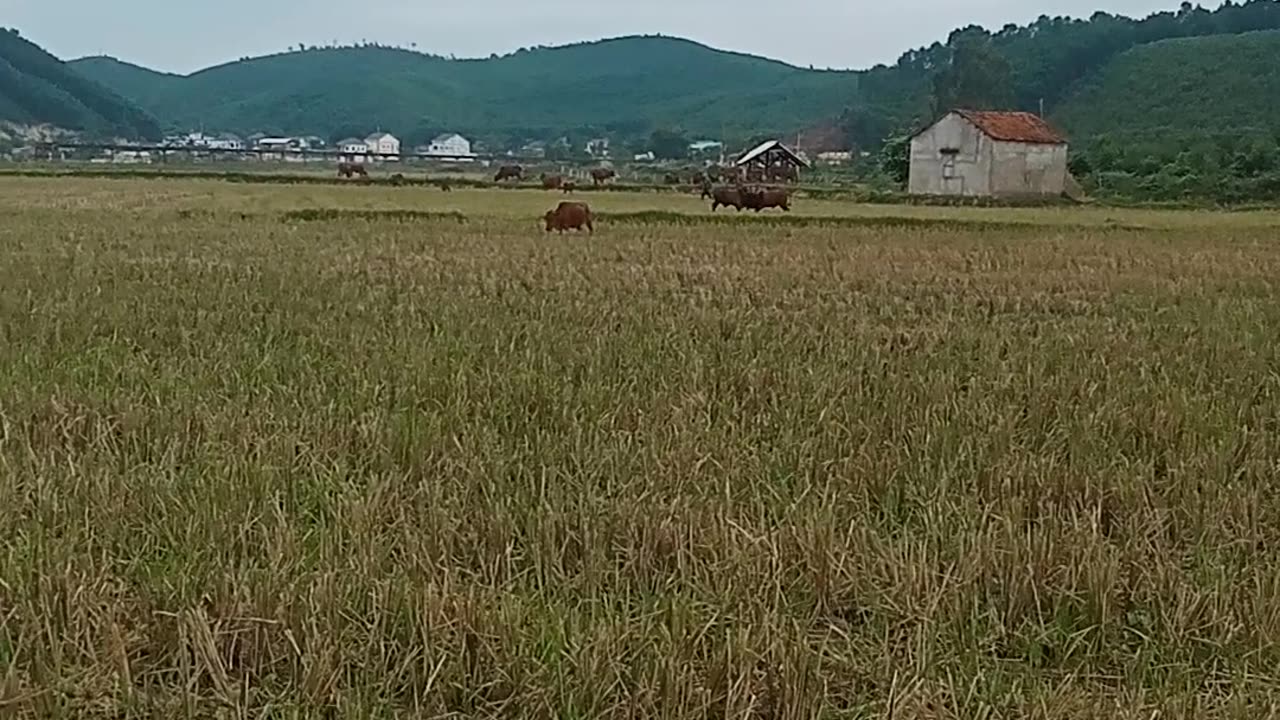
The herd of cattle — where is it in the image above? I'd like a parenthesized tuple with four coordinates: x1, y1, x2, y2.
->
(336, 161, 794, 230)
(491, 163, 793, 214)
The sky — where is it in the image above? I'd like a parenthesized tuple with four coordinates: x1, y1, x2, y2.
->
(9, 0, 1193, 74)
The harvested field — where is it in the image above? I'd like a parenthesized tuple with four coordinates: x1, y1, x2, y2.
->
(2, 177, 1280, 717)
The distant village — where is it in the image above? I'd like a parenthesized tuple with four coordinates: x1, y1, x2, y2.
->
(50, 128, 858, 168)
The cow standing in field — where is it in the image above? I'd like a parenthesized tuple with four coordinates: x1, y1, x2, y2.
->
(544, 202, 594, 234)
(590, 168, 616, 187)
(663, 172, 681, 185)
(494, 165, 524, 182)
(562, 181, 577, 193)
(709, 186, 745, 212)
(337, 162, 367, 179)
(541, 173, 564, 190)
(741, 186, 791, 212)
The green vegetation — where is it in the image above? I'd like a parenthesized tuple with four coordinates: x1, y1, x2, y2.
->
(1055, 30, 1280, 204)
(4, 176, 1280, 716)
(0, 28, 160, 138)
(1058, 29, 1280, 138)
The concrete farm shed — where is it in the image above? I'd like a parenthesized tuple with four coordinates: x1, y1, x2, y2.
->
(908, 110, 1069, 198)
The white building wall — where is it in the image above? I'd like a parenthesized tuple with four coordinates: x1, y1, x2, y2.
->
(908, 112, 992, 197)
(989, 141, 1069, 196)
(429, 135, 471, 156)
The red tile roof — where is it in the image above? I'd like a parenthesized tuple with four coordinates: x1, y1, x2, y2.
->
(955, 109, 1067, 145)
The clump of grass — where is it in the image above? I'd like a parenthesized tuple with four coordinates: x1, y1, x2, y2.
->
(2, 177, 1280, 717)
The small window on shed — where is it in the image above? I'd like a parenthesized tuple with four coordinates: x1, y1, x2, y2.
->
(941, 149, 959, 179)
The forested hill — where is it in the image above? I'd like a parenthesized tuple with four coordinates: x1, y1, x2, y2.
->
(0, 28, 160, 139)
(61, 0, 1280, 148)
(70, 37, 868, 146)
(1054, 30, 1280, 138)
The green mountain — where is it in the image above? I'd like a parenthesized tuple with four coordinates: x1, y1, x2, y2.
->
(70, 37, 879, 146)
(0, 28, 160, 139)
(1054, 30, 1280, 139)
(59, 0, 1280, 151)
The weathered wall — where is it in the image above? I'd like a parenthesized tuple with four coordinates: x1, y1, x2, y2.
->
(908, 113, 991, 196)
(989, 141, 1069, 196)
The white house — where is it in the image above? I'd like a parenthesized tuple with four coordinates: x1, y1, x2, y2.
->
(208, 134, 244, 151)
(364, 132, 400, 160)
(688, 140, 723, 159)
(256, 137, 292, 151)
(908, 110, 1069, 197)
(585, 137, 610, 158)
(336, 137, 368, 161)
(426, 133, 474, 159)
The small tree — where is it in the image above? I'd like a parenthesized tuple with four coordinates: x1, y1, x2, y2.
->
(878, 134, 911, 187)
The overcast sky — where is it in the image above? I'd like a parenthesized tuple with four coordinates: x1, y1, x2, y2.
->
(11, 0, 1194, 74)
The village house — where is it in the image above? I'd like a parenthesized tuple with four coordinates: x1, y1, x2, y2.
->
(816, 150, 853, 165)
(207, 133, 244, 151)
(585, 137, 610, 158)
(908, 110, 1069, 197)
(688, 140, 724, 161)
(255, 137, 292, 151)
(426, 133, 475, 159)
(364, 132, 401, 160)
(518, 140, 547, 159)
(337, 137, 368, 161)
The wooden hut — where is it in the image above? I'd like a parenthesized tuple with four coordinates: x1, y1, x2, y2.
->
(734, 140, 808, 183)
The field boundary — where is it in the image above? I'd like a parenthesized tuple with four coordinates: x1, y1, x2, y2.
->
(0, 166, 1095, 207)
(262, 207, 1154, 233)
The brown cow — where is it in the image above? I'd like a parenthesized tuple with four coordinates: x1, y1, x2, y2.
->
(337, 162, 368, 179)
(494, 165, 524, 182)
(440, 181, 453, 192)
(562, 181, 577, 193)
(741, 186, 791, 212)
(541, 173, 564, 190)
(544, 202, 594, 234)
(710, 186, 745, 212)
(590, 168, 616, 186)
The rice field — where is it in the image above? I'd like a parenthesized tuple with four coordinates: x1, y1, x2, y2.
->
(2, 176, 1280, 718)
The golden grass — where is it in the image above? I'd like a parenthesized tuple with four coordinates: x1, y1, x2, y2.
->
(2, 177, 1280, 717)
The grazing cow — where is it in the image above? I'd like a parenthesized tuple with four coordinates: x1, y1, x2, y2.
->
(709, 186, 745, 212)
(494, 165, 524, 182)
(590, 168, 616, 186)
(440, 181, 453, 192)
(541, 173, 564, 190)
(741, 186, 791, 212)
(337, 162, 367, 179)
(562, 181, 577, 193)
(544, 201, 594, 234)
(663, 172, 681, 185)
